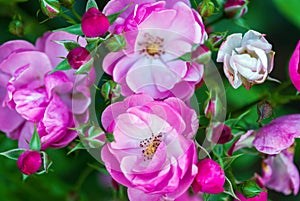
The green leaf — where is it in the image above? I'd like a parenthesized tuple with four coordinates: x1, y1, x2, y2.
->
(225, 110, 251, 128)
(172, 52, 192, 62)
(0, 148, 25, 160)
(234, 18, 250, 30)
(0, 0, 27, 2)
(86, 0, 98, 10)
(106, 34, 126, 52)
(238, 180, 263, 198)
(75, 57, 94, 74)
(224, 177, 240, 200)
(54, 24, 83, 35)
(223, 154, 243, 170)
(53, 40, 81, 51)
(36, 151, 53, 175)
(49, 59, 72, 74)
(105, 133, 115, 142)
(107, 4, 130, 24)
(67, 142, 86, 155)
(273, 0, 300, 29)
(30, 125, 41, 151)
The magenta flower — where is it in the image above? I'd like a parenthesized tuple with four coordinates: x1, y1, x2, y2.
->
(103, 1, 207, 101)
(17, 150, 42, 175)
(0, 31, 93, 149)
(81, 7, 110, 37)
(101, 94, 198, 200)
(192, 158, 225, 194)
(224, 0, 248, 19)
(261, 148, 300, 195)
(67, 47, 91, 69)
(289, 40, 300, 91)
(253, 114, 300, 155)
(235, 191, 267, 201)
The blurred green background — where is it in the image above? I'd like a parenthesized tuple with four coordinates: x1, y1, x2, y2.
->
(0, 0, 300, 200)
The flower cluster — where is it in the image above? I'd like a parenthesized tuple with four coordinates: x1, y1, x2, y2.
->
(0, 0, 299, 200)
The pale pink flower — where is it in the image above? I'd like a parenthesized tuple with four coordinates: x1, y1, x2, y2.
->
(101, 94, 198, 200)
(217, 30, 275, 89)
(103, 1, 207, 101)
(289, 40, 300, 91)
(253, 114, 300, 155)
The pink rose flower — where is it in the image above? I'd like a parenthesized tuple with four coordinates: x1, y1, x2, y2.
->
(192, 158, 225, 194)
(261, 148, 299, 195)
(253, 114, 300, 155)
(103, 1, 207, 101)
(101, 94, 199, 200)
(217, 30, 275, 89)
(81, 7, 110, 37)
(0, 31, 93, 149)
(289, 40, 300, 91)
(17, 150, 42, 175)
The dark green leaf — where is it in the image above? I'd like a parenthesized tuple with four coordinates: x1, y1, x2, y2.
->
(86, 0, 98, 10)
(54, 24, 83, 35)
(67, 142, 85, 155)
(30, 125, 41, 151)
(0, 0, 27, 2)
(49, 59, 72, 74)
(234, 18, 250, 30)
(0, 148, 25, 160)
(105, 133, 115, 142)
(223, 154, 243, 170)
(238, 180, 263, 198)
(88, 163, 109, 175)
(105, 34, 126, 52)
(53, 40, 81, 51)
(107, 4, 130, 24)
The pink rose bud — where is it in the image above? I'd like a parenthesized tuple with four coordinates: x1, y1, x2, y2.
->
(67, 47, 91, 69)
(204, 98, 216, 118)
(40, 0, 61, 18)
(289, 40, 300, 92)
(81, 7, 110, 37)
(192, 44, 211, 64)
(224, 0, 248, 19)
(192, 158, 225, 194)
(211, 123, 233, 144)
(17, 150, 42, 175)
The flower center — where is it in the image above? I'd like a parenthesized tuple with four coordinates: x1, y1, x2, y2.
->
(139, 133, 163, 160)
(138, 33, 164, 57)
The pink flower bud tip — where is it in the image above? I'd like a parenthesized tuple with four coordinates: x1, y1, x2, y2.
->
(81, 7, 110, 37)
(67, 47, 91, 69)
(192, 158, 225, 194)
(17, 150, 42, 175)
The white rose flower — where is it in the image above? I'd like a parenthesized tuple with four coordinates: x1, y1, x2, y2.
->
(217, 30, 275, 89)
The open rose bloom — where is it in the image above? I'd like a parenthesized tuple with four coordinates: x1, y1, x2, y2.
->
(101, 94, 198, 200)
(217, 30, 275, 89)
(103, 1, 207, 101)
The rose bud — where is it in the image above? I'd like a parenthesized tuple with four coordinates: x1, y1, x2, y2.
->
(17, 150, 42, 175)
(9, 14, 24, 37)
(224, 0, 248, 19)
(192, 44, 211, 64)
(211, 123, 233, 144)
(67, 47, 91, 69)
(81, 7, 110, 37)
(192, 158, 225, 194)
(40, 0, 61, 18)
(197, 1, 215, 19)
(289, 40, 300, 92)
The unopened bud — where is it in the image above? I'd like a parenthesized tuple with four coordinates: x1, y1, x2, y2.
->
(40, 0, 61, 18)
(224, 0, 248, 19)
(9, 14, 24, 37)
(198, 1, 215, 19)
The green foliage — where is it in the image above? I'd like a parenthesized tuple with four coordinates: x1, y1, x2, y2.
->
(30, 125, 41, 151)
(273, 0, 300, 29)
(238, 180, 263, 198)
(49, 59, 71, 74)
(54, 24, 83, 36)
